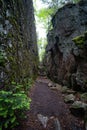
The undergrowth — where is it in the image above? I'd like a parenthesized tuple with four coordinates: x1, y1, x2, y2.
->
(0, 82, 32, 130)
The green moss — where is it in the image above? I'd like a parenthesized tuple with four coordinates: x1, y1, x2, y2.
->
(72, 31, 87, 48)
(1, 0, 38, 88)
(72, 35, 85, 47)
(81, 93, 87, 102)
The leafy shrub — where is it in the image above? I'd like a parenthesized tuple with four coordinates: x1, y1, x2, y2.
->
(0, 89, 31, 129)
(24, 78, 33, 92)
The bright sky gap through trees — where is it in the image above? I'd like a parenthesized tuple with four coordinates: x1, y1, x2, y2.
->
(33, 0, 80, 61)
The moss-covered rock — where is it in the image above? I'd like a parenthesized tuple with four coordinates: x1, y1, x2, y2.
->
(81, 93, 87, 102)
(0, 0, 38, 88)
(70, 101, 87, 117)
(64, 94, 75, 103)
(72, 31, 87, 48)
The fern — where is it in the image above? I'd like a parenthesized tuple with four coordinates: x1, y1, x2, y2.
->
(0, 89, 31, 129)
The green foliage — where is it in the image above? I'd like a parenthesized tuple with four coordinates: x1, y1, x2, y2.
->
(36, 7, 54, 21)
(36, 7, 53, 31)
(23, 78, 33, 92)
(38, 0, 81, 30)
(0, 87, 31, 129)
(0, 1, 38, 129)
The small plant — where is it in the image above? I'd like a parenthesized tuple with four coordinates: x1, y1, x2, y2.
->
(24, 78, 33, 92)
(0, 88, 31, 129)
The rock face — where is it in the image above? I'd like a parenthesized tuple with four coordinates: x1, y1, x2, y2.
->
(0, 0, 38, 87)
(45, 0, 87, 91)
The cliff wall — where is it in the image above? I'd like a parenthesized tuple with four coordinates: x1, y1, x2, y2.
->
(0, 0, 38, 88)
(45, 0, 87, 91)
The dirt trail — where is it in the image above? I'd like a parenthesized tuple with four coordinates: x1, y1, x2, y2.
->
(18, 77, 85, 130)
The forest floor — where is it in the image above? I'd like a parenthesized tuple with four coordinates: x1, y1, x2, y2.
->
(16, 76, 85, 130)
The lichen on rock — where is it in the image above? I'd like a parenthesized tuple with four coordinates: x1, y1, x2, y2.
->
(0, 0, 38, 89)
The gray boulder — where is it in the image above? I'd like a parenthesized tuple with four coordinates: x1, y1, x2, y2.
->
(37, 114, 48, 128)
(64, 94, 75, 103)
